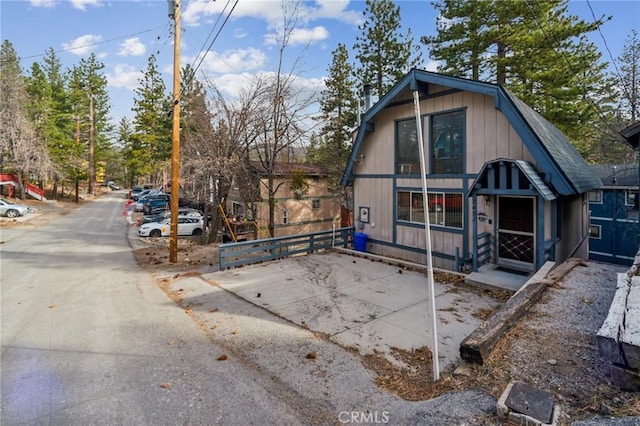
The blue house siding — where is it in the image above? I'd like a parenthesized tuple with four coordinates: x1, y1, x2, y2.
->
(589, 164, 640, 266)
(589, 189, 640, 266)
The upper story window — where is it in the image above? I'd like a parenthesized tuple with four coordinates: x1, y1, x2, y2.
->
(395, 118, 419, 174)
(282, 209, 288, 225)
(588, 190, 603, 204)
(431, 110, 464, 175)
(625, 190, 638, 209)
(312, 199, 320, 210)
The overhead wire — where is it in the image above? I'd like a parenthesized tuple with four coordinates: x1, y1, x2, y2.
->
(522, 0, 625, 139)
(585, 0, 634, 106)
(182, 0, 240, 92)
(15, 27, 165, 61)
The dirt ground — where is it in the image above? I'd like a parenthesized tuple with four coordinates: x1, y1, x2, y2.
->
(6, 201, 639, 424)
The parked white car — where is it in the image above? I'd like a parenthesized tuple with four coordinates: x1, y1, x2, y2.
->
(0, 198, 31, 217)
(138, 216, 203, 237)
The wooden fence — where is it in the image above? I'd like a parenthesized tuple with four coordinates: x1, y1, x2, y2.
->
(219, 227, 354, 269)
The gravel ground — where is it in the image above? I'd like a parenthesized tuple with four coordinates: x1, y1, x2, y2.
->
(474, 260, 640, 424)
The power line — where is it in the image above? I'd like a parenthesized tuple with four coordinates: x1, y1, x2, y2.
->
(585, 0, 633, 104)
(16, 27, 165, 62)
(523, 0, 623, 139)
(184, 0, 239, 90)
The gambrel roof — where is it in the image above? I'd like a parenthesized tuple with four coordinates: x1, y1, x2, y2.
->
(621, 121, 640, 149)
(341, 69, 601, 195)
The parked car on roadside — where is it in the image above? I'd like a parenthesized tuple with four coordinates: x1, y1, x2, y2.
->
(107, 181, 121, 190)
(0, 198, 30, 218)
(143, 199, 170, 215)
(140, 208, 203, 225)
(138, 216, 203, 237)
(133, 189, 161, 202)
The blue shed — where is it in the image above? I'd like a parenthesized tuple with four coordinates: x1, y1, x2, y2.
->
(589, 164, 640, 265)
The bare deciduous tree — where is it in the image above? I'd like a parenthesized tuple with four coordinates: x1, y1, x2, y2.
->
(0, 40, 51, 198)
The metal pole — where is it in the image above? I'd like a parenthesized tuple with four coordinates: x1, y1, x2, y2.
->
(169, 0, 181, 263)
(413, 90, 440, 381)
(88, 93, 95, 196)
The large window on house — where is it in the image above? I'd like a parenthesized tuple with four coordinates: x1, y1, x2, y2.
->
(431, 110, 464, 174)
(397, 190, 463, 228)
(396, 118, 420, 174)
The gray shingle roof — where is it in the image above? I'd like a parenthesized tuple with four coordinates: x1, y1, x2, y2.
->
(342, 69, 603, 195)
(502, 89, 602, 194)
(590, 163, 639, 187)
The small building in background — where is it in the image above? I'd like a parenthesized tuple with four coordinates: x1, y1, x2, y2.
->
(223, 161, 341, 241)
(588, 164, 640, 265)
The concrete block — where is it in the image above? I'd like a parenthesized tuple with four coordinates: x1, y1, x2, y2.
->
(496, 381, 561, 426)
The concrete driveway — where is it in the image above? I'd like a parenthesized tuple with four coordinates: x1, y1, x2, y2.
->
(204, 250, 504, 369)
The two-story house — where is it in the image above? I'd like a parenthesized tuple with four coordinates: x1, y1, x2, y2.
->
(341, 69, 601, 275)
(224, 161, 341, 239)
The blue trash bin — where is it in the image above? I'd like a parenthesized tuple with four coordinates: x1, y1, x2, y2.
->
(354, 232, 368, 252)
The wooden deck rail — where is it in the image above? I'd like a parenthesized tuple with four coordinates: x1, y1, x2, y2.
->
(219, 227, 354, 269)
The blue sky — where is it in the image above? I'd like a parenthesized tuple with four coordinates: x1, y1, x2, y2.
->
(1, 0, 639, 126)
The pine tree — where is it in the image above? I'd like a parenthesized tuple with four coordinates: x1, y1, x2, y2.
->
(310, 43, 357, 194)
(24, 48, 78, 197)
(617, 30, 640, 122)
(68, 53, 111, 192)
(129, 54, 172, 184)
(423, 0, 614, 158)
(354, 0, 423, 100)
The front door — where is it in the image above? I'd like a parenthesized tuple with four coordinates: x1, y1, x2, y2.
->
(497, 196, 535, 271)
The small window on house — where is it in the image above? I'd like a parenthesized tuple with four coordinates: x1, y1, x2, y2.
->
(625, 190, 638, 209)
(282, 209, 288, 225)
(395, 118, 419, 174)
(397, 190, 463, 228)
(312, 176, 319, 182)
(232, 201, 243, 217)
(589, 190, 603, 204)
(431, 110, 464, 175)
(589, 225, 601, 239)
(312, 199, 320, 210)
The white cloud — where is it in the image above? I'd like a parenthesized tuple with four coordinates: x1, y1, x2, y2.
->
(182, 0, 284, 27)
(187, 48, 267, 75)
(29, 0, 56, 8)
(265, 26, 329, 46)
(118, 38, 146, 57)
(62, 34, 102, 55)
(424, 59, 439, 72)
(70, 0, 101, 11)
(106, 64, 143, 90)
(210, 71, 325, 107)
(308, 0, 362, 25)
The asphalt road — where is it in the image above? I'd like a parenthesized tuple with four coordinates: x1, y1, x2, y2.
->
(0, 192, 306, 425)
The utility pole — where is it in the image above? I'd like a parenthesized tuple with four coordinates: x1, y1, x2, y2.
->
(168, 0, 181, 263)
(88, 93, 95, 196)
(76, 116, 81, 203)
